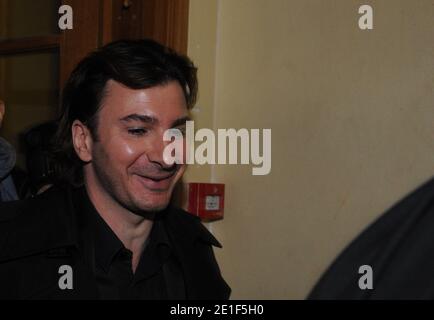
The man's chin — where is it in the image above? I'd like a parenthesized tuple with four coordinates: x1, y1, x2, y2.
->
(132, 195, 171, 214)
(124, 184, 174, 215)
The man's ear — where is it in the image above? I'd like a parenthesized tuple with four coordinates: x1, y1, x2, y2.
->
(72, 120, 93, 162)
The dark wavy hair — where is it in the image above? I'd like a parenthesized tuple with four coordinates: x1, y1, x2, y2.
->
(54, 39, 198, 186)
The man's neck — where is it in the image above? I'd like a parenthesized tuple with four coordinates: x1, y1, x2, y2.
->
(84, 180, 153, 272)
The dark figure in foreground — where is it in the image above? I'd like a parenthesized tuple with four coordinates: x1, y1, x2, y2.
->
(309, 177, 434, 299)
(0, 39, 230, 300)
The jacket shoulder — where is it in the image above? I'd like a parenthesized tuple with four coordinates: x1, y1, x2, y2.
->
(0, 185, 74, 262)
(0, 185, 66, 223)
(0, 200, 27, 223)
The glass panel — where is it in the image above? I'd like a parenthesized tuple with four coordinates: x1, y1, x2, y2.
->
(0, 0, 60, 39)
(0, 51, 59, 169)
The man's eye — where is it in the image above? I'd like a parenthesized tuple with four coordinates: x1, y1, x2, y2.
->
(128, 128, 148, 136)
(176, 127, 187, 135)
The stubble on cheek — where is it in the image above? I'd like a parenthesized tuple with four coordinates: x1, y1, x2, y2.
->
(91, 141, 125, 195)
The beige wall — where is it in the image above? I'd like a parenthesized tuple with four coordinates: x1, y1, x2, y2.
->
(188, 0, 434, 299)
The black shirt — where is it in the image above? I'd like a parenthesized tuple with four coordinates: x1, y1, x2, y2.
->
(73, 186, 180, 300)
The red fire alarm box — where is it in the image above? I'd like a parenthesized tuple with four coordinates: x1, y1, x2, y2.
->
(187, 183, 225, 222)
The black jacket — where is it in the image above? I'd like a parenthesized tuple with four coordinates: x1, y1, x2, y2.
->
(0, 185, 231, 300)
(308, 177, 434, 299)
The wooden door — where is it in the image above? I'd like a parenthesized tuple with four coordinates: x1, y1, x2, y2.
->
(60, 0, 189, 87)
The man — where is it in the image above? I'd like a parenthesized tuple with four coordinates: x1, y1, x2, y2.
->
(0, 39, 231, 300)
(0, 101, 19, 202)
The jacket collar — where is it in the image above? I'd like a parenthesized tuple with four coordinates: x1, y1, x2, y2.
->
(164, 204, 223, 248)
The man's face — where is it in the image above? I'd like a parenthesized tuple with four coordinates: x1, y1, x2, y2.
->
(85, 80, 189, 214)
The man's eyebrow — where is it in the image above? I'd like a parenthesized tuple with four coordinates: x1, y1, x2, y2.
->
(171, 116, 191, 128)
(119, 114, 158, 124)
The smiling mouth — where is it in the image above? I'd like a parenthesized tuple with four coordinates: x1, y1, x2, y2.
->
(141, 170, 176, 181)
(134, 171, 177, 191)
